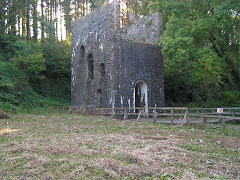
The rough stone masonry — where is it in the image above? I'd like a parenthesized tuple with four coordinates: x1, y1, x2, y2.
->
(71, 1, 164, 112)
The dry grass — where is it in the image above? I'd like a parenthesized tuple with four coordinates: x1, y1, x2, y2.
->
(0, 128, 20, 135)
(0, 113, 239, 179)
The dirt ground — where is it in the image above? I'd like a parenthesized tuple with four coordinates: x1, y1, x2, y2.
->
(0, 113, 239, 179)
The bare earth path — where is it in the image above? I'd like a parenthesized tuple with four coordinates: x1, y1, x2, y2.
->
(0, 113, 239, 179)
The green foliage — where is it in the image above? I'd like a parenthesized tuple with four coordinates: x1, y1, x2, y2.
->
(38, 40, 71, 100)
(150, 0, 240, 107)
(145, 19, 153, 27)
(125, 0, 152, 17)
(0, 35, 71, 111)
(13, 49, 46, 82)
(222, 91, 240, 107)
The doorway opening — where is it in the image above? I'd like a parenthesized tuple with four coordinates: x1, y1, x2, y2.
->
(97, 89, 102, 107)
(134, 81, 148, 113)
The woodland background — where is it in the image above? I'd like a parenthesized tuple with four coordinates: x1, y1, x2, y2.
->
(0, 0, 239, 111)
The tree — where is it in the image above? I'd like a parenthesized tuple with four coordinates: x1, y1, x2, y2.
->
(8, 0, 17, 34)
(150, 0, 240, 106)
(61, 0, 72, 37)
(26, 0, 31, 39)
(41, 0, 45, 42)
(32, 0, 38, 42)
(0, 0, 7, 33)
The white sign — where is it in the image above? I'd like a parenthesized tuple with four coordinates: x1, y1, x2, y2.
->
(217, 108, 223, 113)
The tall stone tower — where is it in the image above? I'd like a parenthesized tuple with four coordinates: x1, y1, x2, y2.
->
(71, 1, 164, 112)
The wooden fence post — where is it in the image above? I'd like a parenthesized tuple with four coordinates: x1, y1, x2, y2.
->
(232, 112, 236, 123)
(201, 114, 205, 129)
(183, 107, 189, 125)
(154, 106, 157, 123)
(222, 117, 225, 132)
(137, 108, 141, 120)
(186, 107, 189, 125)
(111, 108, 115, 118)
(201, 114, 204, 129)
(171, 107, 174, 125)
(124, 108, 128, 120)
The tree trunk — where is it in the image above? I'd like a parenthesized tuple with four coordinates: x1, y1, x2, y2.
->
(55, 0, 58, 41)
(41, 0, 45, 42)
(26, 0, 30, 39)
(8, 0, 17, 34)
(22, 12, 26, 39)
(0, 1, 7, 32)
(33, 0, 38, 42)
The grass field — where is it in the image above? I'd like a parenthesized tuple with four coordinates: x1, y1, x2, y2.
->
(0, 113, 239, 179)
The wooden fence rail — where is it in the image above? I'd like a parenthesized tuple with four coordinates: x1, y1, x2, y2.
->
(54, 106, 240, 132)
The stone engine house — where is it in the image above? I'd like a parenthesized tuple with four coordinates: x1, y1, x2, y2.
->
(71, 1, 164, 111)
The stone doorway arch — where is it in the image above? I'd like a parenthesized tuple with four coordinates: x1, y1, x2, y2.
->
(134, 81, 148, 113)
(97, 89, 102, 107)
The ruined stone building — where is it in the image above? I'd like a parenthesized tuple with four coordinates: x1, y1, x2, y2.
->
(71, 1, 164, 111)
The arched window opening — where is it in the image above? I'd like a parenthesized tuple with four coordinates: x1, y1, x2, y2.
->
(100, 63, 105, 77)
(80, 45, 85, 59)
(88, 54, 94, 79)
(97, 89, 102, 107)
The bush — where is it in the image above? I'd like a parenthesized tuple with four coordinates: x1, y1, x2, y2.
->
(0, 109, 9, 119)
(0, 35, 71, 112)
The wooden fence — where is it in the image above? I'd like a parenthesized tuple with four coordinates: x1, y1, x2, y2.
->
(57, 106, 240, 132)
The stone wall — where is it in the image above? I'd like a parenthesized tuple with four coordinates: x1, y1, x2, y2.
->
(121, 12, 162, 45)
(113, 39, 164, 109)
(71, 1, 164, 110)
(71, 1, 120, 109)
